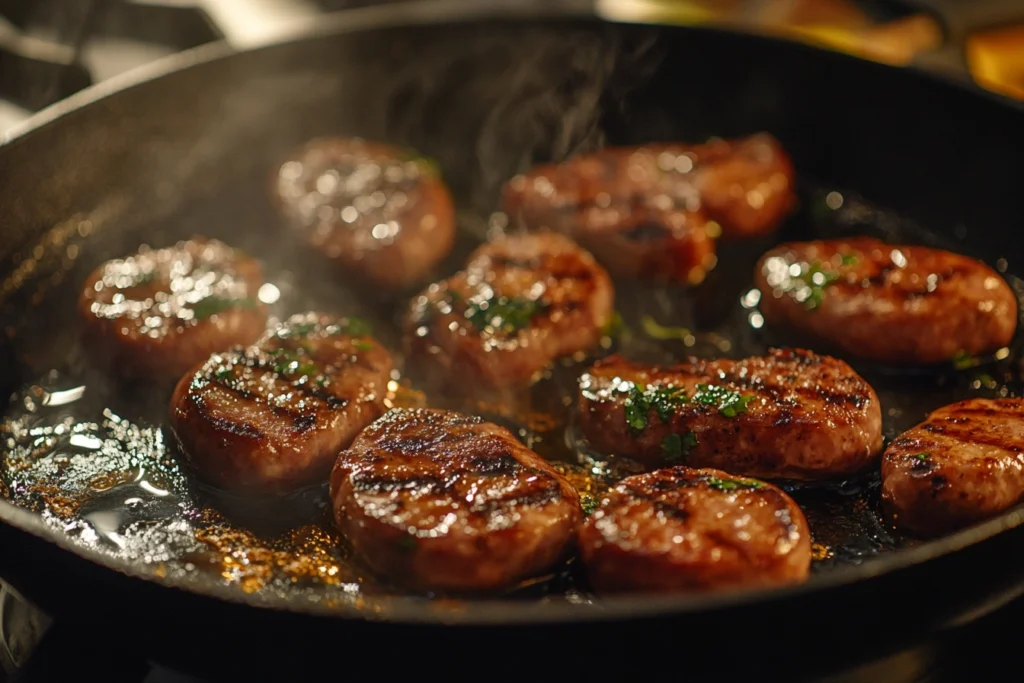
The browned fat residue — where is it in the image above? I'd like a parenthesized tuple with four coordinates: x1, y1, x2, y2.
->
(553, 461, 610, 511)
(190, 508, 368, 593)
(811, 543, 833, 561)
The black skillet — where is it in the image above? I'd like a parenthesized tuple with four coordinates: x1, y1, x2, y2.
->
(1, 1, 1024, 680)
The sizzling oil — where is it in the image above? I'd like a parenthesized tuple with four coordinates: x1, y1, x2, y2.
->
(0, 183, 1021, 607)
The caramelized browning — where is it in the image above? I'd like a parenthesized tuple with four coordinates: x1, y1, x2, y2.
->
(330, 408, 581, 593)
(882, 398, 1024, 536)
(755, 237, 1018, 365)
(169, 312, 392, 494)
(273, 137, 456, 290)
(578, 349, 883, 480)
(404, 232, 614, 393)
(579, 466, 811, 593)
(78, 237, 268, 380)
(500, 133, 794, 282)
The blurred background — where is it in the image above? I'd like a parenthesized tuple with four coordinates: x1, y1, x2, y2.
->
(0, 0, 1022, 681)
(0, 0, 1021, 137)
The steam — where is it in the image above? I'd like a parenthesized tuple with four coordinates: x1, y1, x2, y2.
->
(374, 24, 662, 221)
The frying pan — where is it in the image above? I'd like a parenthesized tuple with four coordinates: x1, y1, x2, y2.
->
(1, 1, 1024, 680)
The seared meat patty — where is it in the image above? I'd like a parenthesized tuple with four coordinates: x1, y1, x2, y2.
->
(273, 137, 456, 290)
(501, 132, 793, 243)
(882, 398, 1024, 536)
(404, 232, 614, 392)
(169, 312, 392, 494)
(578, 349, 882, 480)
(755, 237, 1018, 365)
(78, 237, 268, 381)
(330, 408, 581, 593)
(579, 466, 811, 594)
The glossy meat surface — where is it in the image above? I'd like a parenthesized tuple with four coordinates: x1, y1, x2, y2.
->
(882, 398, 1024, 536)
(755, 237, 1018, 365)
(404, 232, 614, 392)
(578, 349, 883, 480)
(273, 137, 456, 290)
(78, 237, 268, 381)
(169, 312, 392, 494)
(579, 466, 811, 593)
(501, 132, 794, 244)
(330, 408, 581, 593)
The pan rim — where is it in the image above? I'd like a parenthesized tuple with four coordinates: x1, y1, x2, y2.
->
(2, 0, 1024, 625)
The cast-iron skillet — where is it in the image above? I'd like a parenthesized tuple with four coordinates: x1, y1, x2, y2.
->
(1, 1, 1023, 680)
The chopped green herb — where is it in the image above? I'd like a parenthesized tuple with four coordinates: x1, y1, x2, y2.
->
(620, 383, 688, 434)
(703, 476, 764, 492)
(403, 151, 441, 177)
(620, 382, 753, 434)
(640, 315, 693, 343)
(601, 311, 627, 339)
(190, 296, 259, 320)
(396, 535, 418, 553)
(840, 253, 859, 267)
(952, 350, 981, 370)
(352, 341, 374, 352)
(661, 432, 699, 462)
(339, 317, 372, 337)
(214, 367, 234, 381)
(463, 295, 545, 334)
(911, 452, 930, 461)
(692, 384, 756, 418)
(580, 494, 599, 516)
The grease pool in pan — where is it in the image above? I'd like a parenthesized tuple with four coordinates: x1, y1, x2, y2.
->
(1, 182, 1021, 605)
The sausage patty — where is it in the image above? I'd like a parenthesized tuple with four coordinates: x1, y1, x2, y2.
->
(330, 408, 582, 593)
(404, 232, 614, 392)
(755, 237, 1018, 365)
(273, 137, 456, 290)
(169, 312, 392, 494)
(78, 237, 268, 381)
(579, 466, 811, 594)
(578, 349, 883, 480)
(881, 398, 1024, 537)
(501, 132, 794, 241)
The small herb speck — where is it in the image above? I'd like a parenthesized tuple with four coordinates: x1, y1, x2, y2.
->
(703, 476, 764, 492)
(641, 316, 693, 344)
(661, 432, 699, 462)
(581, 494, 599, 516)
(352, 341, 374, 352)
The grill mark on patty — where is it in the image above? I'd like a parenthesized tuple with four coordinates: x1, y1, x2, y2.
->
(917, 424, 1024, 453)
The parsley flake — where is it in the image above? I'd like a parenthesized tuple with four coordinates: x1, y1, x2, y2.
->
(352, 341, 374, 352)
(463, 295, 546, 334)
(661, 432, 699, 462)
(640, 315, 693, 344)
(703, 476, 764, 492)
(580, 494, 600, 516)
(911, 452, 930, 461)
(952, 350, 981, 370)
(692, 384, 756, 417)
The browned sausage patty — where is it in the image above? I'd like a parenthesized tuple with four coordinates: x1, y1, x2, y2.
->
(169, 312, 392, 495)
(578, 349, 883, 480)
(579, 466, 811, 594)
(330, 408, 582, 593)
(273, 137, 456, 290)
(755, 237, 1018, 365)
(404, 232, 614, 392)
(501, 132, 794, 241)
(78, 237, 268, 381)
(881, 398, 1024, 537)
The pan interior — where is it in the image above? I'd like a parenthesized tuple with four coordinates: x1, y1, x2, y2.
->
(0, 17, 1022, 615)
